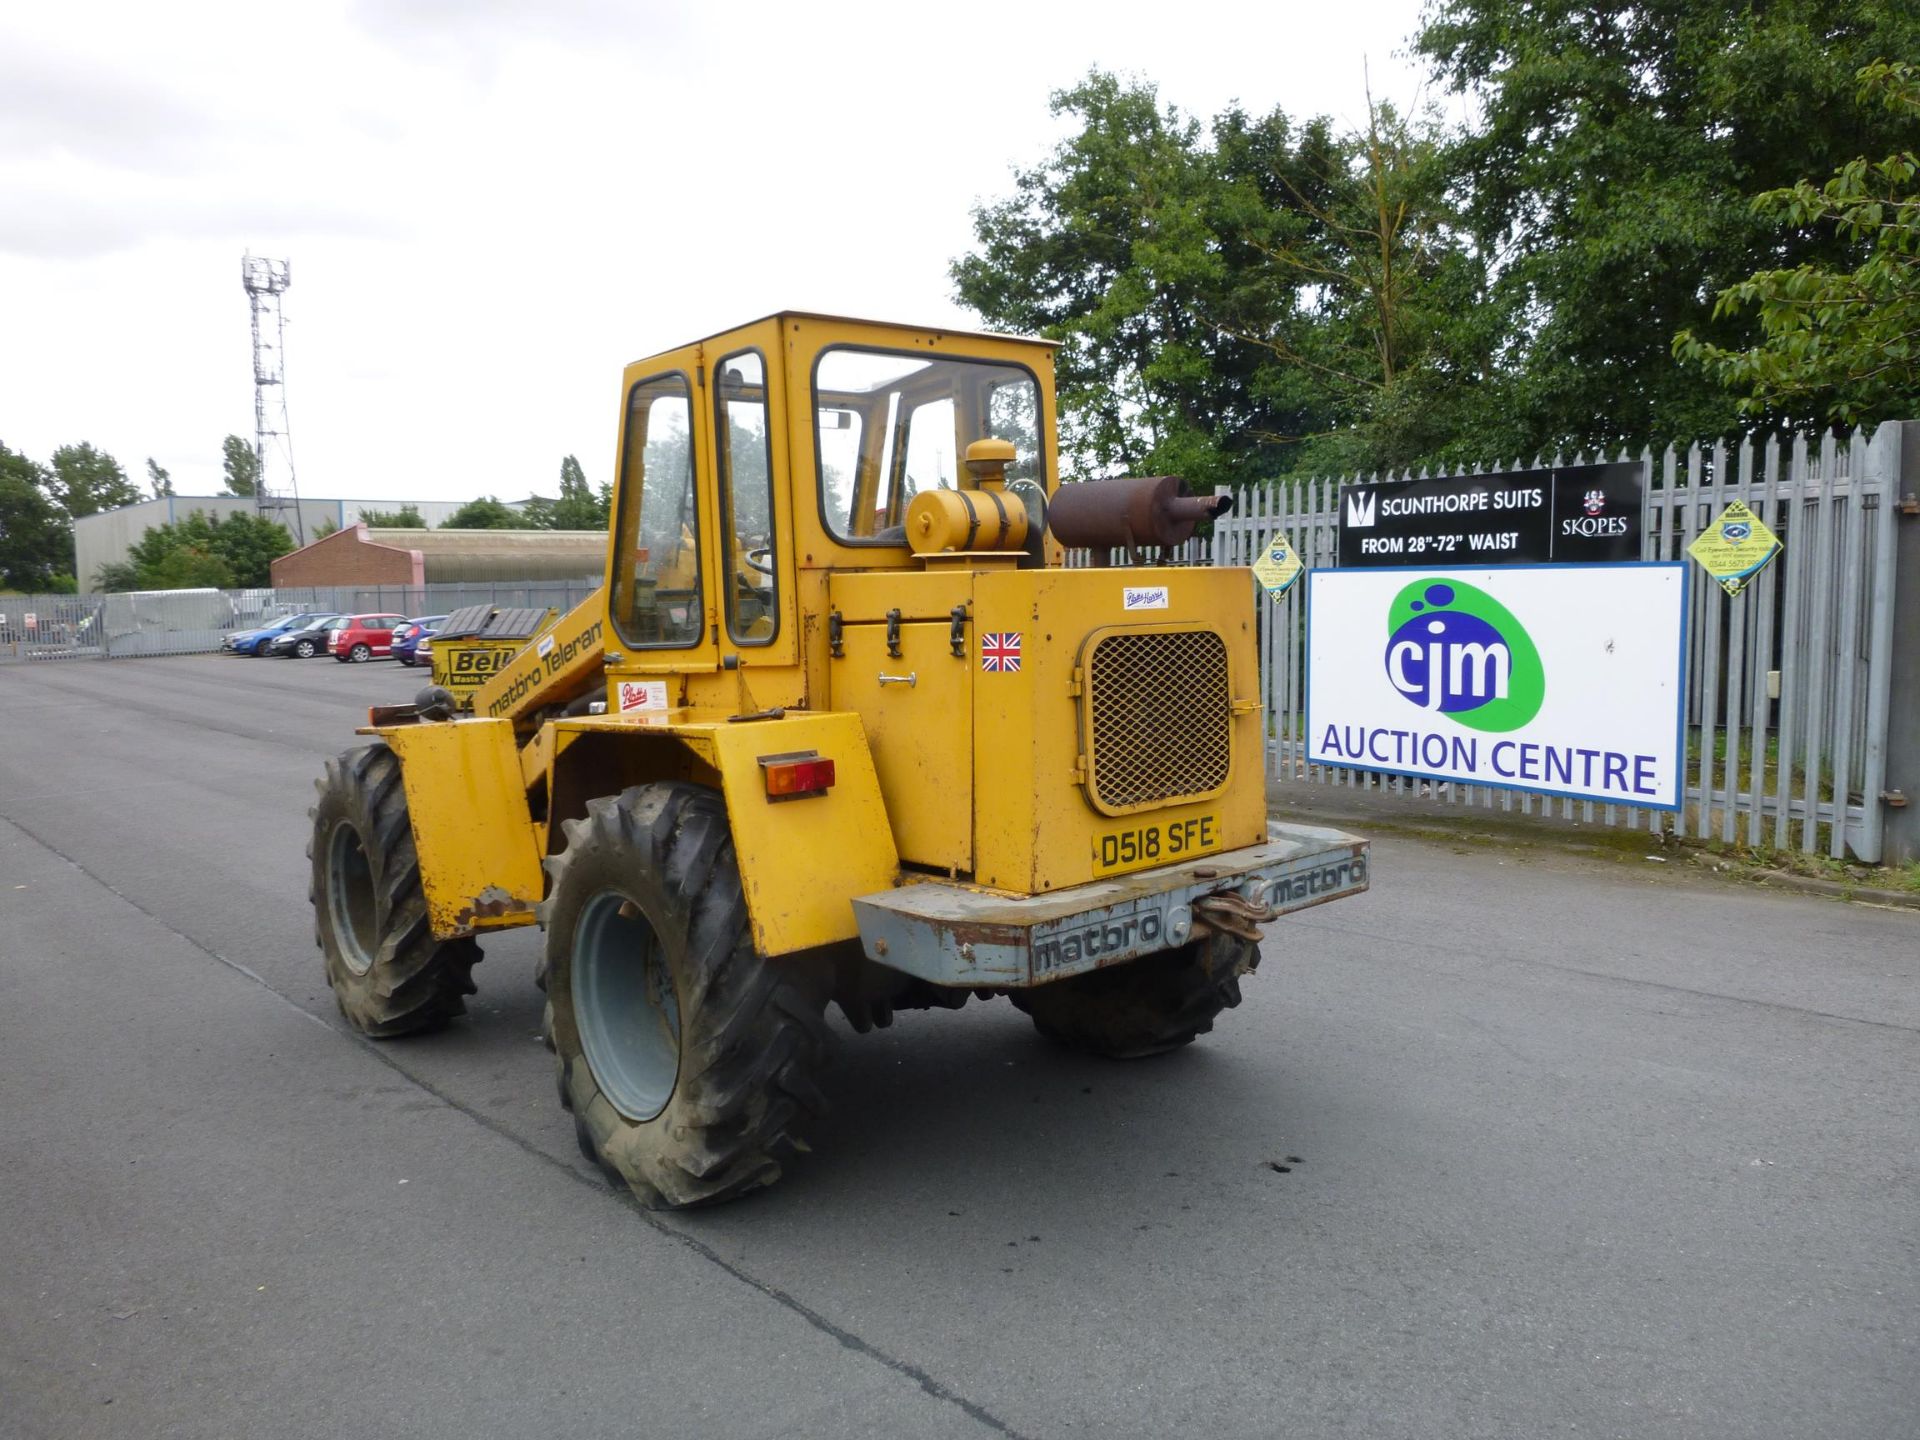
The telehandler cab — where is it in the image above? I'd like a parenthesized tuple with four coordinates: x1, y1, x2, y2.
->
(310, 313, 1369, 1208)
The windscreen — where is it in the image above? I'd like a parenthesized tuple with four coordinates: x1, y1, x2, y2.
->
(813, 348, 1040, 543)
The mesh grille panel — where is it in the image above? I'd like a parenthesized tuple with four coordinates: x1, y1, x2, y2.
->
(1087, 629, 1231, 811)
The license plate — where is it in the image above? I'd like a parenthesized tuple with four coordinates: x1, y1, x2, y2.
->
(1093, 813, 1224, 876)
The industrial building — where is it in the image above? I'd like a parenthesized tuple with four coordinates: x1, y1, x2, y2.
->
(73, 495, 484, 591)
(269, 523, 604, 589)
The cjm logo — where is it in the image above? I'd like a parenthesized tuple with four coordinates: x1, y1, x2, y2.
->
(1345, 491, 1377, 528)
(1383, 579, 1545, 733)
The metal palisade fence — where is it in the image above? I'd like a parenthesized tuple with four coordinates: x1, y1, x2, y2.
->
(1210, 421, 1906, 862)
(0, 580, 603, 663)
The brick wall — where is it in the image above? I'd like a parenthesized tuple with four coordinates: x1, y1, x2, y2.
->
(270, 526, 423, 589)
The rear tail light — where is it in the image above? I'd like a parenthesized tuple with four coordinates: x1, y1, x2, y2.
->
(759, 751, 835, 801)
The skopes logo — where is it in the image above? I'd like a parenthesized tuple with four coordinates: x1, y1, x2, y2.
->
(1382, 578, 1544, 732)
(1345, 490, 1377, 528)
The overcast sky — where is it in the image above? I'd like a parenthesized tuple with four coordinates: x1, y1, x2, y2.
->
(1, 0, 1436, 504)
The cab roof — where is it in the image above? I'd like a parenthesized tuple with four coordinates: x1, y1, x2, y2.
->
(635, 311, 1060, 366)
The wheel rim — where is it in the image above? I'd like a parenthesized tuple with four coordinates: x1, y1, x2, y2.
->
(326, 820, 378, 976)
(572, 889, 680, 1122)
(298, 641, 313, 656)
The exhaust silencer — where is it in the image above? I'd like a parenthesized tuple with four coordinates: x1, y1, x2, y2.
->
(1048, 475, 1235, 561)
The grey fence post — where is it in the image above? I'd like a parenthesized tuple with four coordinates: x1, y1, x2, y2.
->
(1879, 422, 1920, 864)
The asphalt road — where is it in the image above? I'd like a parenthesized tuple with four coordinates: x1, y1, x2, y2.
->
(1, 653, 1915, 1440)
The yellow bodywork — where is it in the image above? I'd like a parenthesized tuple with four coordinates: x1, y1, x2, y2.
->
(368, 311, 1267, 961)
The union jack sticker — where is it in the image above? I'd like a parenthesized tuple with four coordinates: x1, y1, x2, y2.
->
(980, 631, 1022, 672)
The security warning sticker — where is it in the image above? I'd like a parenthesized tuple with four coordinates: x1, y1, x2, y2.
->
(617, 679, 669, 713)
(1687, 500, 1782, 596)
(1251, 532, 1304, 599)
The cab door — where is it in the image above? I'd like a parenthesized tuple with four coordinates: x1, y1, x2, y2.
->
(605, 343, 722, 676)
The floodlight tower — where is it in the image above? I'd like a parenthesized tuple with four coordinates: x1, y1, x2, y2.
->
(241, 254, 305, 544)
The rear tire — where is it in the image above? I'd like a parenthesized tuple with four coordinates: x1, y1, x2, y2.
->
(1011, 935, 1256, 1058)
(349, 643, 372, 662)
(539, 783, 831, 1209)
(310, 744, 482, 1036)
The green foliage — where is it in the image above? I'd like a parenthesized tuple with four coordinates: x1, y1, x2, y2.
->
(358, 503, 428, 528)
(952, 72, 1490, 485)
(118, 510, 294, 589)
(91, 560, 139, 591)
(221, 434, 258, 497)
(553, 455, 607, 529)
(1676, 62, 1920, 425)
(0, 441, 74, 591)
(47, 442, 139, 518)
(1415, 0, 1920, 452)
(312, 515, 340, 539)
(441, 495, 527, 530)
(520, 458, 612, 531)
(146, 458, 174, 498)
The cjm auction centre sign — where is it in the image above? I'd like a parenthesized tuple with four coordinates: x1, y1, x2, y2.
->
(1305, 563, 1688, 809)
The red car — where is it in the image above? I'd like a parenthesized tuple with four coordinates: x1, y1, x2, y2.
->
(329, 613, 408, 663)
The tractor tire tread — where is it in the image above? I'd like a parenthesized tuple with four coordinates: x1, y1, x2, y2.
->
(309, 743, 482, 1037)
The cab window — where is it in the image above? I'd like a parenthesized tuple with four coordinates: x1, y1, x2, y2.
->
(610, 373, 703, 648)
(716, 350, 778, 644)
(813, 348, 1042, 543)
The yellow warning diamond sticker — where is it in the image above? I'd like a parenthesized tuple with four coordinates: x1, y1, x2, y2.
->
(1687, 500, 1782, 597)
(1251, 532, 1304, 600)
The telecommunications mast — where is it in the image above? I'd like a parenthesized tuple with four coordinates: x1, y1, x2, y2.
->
(241, 253, 304, 543)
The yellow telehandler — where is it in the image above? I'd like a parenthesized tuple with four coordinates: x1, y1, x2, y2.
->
(309, 313, 1368, 1208)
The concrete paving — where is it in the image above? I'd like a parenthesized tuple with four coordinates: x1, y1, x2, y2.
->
(1, 652, 1914, 1439)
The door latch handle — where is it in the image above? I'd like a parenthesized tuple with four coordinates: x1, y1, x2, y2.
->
(885, 608, 903, 658)
(877, 672, 917, 687)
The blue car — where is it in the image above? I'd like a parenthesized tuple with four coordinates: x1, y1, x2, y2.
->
(223, 612, 330, 656)
(390, 615, 446, 667)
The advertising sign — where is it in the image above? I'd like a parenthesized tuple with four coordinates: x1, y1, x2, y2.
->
(1250, 532, 1304, 600)
(1687, 500, 1782, 596)
(1306, 564, 1687, 808)
(1338, 462, 1642, 567)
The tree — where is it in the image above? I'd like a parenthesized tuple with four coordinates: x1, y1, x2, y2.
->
(120, 510, 294, 589)
(222, 434, 258, 497)
(552, 455, 607, 529)
(1415, 0, 1920, 452)
(953, 71, 1485, 485)
(441, 495, 527, 529)
(0, 442, 74, 591)
(312, 515, 340, 539)
(91, 560, 139, 592)
(358, 503, 428, 528)
(1676, 62, 1920, 426)
(146, 458, 174, 498)
(46, 442, 139, 518)
(1211, 91, 1498, 474)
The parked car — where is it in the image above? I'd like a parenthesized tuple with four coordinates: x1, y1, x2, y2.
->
(224, 612, 329, 656)
(269, 615, 346, 658)
(330, 613, 408, 663)
(390, 615, 446, 667)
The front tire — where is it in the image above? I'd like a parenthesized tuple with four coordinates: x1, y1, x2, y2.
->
(540, 783, 831, 1209)
(1011, 934, 1256, 1058)
(310, 744, 482, 1036)
(294, 639, 316, 658)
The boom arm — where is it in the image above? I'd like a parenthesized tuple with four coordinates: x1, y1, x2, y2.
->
(469, 588, 610, 726)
